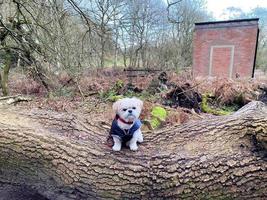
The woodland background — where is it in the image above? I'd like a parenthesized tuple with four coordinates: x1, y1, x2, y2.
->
(0, 0, 266, 98)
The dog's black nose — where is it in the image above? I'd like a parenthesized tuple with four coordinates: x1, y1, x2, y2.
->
(128, 110, 132, 113)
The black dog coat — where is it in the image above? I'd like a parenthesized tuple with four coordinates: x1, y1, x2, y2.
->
(110, 118, 142, 143)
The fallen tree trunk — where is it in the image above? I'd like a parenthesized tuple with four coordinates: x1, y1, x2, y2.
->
(0, 101, 266, 200)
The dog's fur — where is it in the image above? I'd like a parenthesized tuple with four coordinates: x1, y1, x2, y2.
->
(111, 97, 143, 151)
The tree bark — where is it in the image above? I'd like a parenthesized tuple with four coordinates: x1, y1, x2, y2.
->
(1, 49, 11, 96)
(0, 101, 266, 200)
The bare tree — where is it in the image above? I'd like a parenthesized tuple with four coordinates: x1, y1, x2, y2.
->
(118, 0, 166, 69)
(81, 0, 124, 68)
(0, 0, 213, 96)
(0, 0, 51, 94)
(161, 0, 210, 70)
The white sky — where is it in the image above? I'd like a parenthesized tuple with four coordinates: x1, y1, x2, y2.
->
(206, 0, 267, 19)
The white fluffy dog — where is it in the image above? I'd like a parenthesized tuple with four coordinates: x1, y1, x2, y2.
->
(109, 97, 143, 151)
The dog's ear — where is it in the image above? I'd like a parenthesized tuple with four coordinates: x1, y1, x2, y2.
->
(112, 99, 121, 113)
(133, 97, 143, 109)
(138, 99, 143, 109)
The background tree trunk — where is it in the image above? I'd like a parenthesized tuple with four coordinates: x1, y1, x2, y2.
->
(0, 101, 266, 200)
(1, 49, 11, 96)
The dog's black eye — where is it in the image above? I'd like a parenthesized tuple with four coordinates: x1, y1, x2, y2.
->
(122, 108, 127, 111)
(132, 107, 136, 110)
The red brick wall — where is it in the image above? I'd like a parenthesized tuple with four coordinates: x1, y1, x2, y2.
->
(193, 19, 259, 78)
(212, 47, 232, 77)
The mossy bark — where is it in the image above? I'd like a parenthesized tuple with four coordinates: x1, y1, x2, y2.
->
(0, 101, 266, 199)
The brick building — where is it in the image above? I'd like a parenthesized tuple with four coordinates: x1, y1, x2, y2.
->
(193, 18, 259, 78)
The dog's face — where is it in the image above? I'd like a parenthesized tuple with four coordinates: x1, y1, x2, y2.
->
(113, 97, 143, 122)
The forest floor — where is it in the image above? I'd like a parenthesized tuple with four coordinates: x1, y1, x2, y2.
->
(4, 68, 267, 134)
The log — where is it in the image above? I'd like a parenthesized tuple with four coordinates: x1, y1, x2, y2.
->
(0, 101, 266, 200)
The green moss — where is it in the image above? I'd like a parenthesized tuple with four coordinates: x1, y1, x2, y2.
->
(201, 93, 233, 116)
(150, 106, 167, 129)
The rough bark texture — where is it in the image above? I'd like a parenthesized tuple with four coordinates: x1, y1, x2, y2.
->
(1, 50, 11, 96)
(0, 101, 266, 200)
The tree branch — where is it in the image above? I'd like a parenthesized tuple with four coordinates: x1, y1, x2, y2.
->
(166, 0, 183, 24)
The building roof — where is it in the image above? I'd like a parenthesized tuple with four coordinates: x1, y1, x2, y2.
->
(195, 18, 259, 25)
(194, 18, 259, 29)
